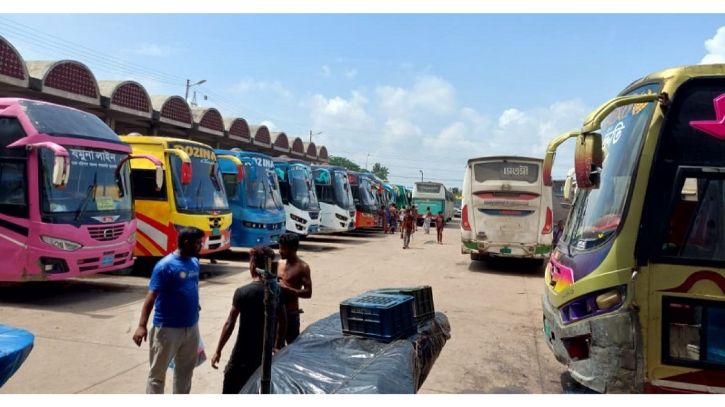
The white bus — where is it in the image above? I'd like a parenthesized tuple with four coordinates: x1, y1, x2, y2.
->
(460, 156, 553, 261)
(411, 181, 454, 224)
(312, 165, 356, 233)
(273, 158, 321, 236)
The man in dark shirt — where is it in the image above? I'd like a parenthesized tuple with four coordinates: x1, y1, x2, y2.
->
(210, 246, 287, 394)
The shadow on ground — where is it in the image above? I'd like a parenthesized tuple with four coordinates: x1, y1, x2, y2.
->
(468, 256, 545, 276)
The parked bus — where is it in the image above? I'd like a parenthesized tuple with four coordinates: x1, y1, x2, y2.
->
(460, 156, 553, 261)
(348, 172, 378, 229)
(392, 184, 410, 209)
(412, 181, 454, 224)
(0, 99, 162, 281)
(541, 64, 725, 393)
(312, 165, 356, 233)
(216, 149, 285, 247)
(120, 135, 235, 259)
(273, 157, 321, 236)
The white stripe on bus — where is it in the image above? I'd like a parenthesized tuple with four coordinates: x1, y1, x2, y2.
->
(136, 218, 168, 251)
(0, 232, 27, 248)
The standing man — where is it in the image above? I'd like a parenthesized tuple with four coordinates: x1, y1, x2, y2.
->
(210, 246, 287, 394)
(435, 210, 445, 244)
(278, 232, 312, 346)
(411, 205, 419, 232)
(132, 227, 205, 394)
(402, 209, 414, 249)
(423, 207, 433, 235)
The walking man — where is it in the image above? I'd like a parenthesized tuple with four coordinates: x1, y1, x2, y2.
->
(278, 232, 312, 346)
(423, 207, 432, 234)
(210, 246, 287, 394)
(435, 210, 445, 244)
(402, 209, 414, 249)
(132, 227, 205, 394)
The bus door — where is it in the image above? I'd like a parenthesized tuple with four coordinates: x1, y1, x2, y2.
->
(470, 160, 545, 252)
(636, 84, 725, 393)
(643, 168, 725, 393)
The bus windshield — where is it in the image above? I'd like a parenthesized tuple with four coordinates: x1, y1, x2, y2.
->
(171, 154, 229, 213)
(354, 177, 377, 210)
(20, 100, 121, 143)
(40, 147, 132, 220)
(289, 165, 320, 210)
(562, 90, 657, 250)
(245, 162, 283, 210)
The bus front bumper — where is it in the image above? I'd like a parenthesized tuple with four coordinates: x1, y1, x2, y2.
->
(19, 241, 135, 282)
(541, 293, 642, 393)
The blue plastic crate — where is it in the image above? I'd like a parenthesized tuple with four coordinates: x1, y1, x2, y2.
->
(340, 293, 416, 342)
(371, 286, 435, 323)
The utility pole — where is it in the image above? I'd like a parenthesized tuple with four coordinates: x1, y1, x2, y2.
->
(419, 170, 424, 182)
(365, 154, 370, 170)
(185, 79, 207, 102)
(309, 130, 322, 144)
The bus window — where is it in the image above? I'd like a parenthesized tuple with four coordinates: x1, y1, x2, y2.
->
(660, 176, 724, 261)
(663, 298, 725, 367)
(222, 173, 238, 200)
(131, 169, 167, 201)
(474, 161, 539, 183)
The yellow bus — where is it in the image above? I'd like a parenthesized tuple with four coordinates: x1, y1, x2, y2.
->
(542, 65, 725, 393)
(120, 135, 241, 258)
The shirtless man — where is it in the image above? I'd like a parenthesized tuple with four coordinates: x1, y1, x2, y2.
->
(277, 232, 312, 345)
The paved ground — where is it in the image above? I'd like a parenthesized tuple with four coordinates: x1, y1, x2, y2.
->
(0, 221, 568, 394)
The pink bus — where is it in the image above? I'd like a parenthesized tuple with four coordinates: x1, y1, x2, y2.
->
(0, 98, 162, 282)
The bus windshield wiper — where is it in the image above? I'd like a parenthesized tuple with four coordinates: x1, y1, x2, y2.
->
(76, 171, 98, 221)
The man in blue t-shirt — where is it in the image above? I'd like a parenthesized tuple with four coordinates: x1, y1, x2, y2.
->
(132, 227, 205, 394)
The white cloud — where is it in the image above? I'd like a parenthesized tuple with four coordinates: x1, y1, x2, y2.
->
(259, 120, 278, 131)
(498, 108, 525, 128)
(701, 26, 725, 64)
(129, 43, 175, 57)
(345, 68, 358, 79)
(233, 78, 293, 100)
(321, 65, 331, 77)
(381, 118, 422, 146)
(376, 74, 456, 118)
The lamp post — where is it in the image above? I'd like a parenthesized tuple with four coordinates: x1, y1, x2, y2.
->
(309, 130, 322, 144)
(185, 79, 207, 102)
(419, 170, 424, 182)
(365, 154, 370, 170)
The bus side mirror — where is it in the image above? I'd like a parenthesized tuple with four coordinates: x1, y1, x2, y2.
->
(563, 175, 573, 202)
(574, 133, 603, 189)
(543, 131, 579, 186)
(20, 141, 70, 188)
(52, 155, 70, 188)
(165, 148, 193, 185)
(217, 155, 244, 182)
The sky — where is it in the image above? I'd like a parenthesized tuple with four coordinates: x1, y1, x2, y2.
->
(2, 13, 725, 189)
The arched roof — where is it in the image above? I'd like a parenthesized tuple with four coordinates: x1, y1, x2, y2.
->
(0, 35, 28, 88)
(250, 125, 271, 146)
(224, 117, 251, 141)
(26, 60, 100, 104)
(291, 137, 305, 157)
(272, 132, 290, 152)
(98, 80, 152, 118)
(318, 146, 329, 161)
(191, 107, 224, 136)
(304, 142, 318, 159)
(151, 95, 192, 128)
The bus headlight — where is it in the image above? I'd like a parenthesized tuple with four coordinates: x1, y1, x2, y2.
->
(335, 214, 348, 221)
(127, 231, 136, 243)
(560, 285, 626, 324)
(41, 235, 83, 251)
(290, 214, 307, 224)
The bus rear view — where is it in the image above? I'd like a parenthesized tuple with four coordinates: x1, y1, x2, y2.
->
(461, 156, 553, 261)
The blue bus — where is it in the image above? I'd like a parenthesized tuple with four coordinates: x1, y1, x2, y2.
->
(273, 157, 321, 236)
(215, 149, 286, 247)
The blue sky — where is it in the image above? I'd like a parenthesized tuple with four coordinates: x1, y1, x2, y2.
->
(2, 14, 725, 188)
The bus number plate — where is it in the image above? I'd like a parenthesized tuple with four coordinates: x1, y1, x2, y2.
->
(500, 247, 512, 254)
(101, 255, 114, 266)
(212, 228, 220, 236)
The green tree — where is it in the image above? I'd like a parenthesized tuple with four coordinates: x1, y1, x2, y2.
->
(371, 163, 389, 181)
(329, 156, 362, 172)
(450, 187, 462, 200)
